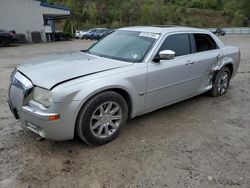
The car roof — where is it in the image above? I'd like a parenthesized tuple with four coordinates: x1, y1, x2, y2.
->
(118, 26, 207, 34)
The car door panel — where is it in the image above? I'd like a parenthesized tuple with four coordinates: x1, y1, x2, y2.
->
(144, 33, 205, 111)
(145, 55, 203, 111)
(192, 50, 222, 91)
(190, 33, 223, 92)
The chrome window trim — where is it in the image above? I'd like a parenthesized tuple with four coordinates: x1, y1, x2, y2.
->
(145, 31, 223, 63)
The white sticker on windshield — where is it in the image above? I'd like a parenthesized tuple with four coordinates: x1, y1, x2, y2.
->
(139, 32, 160, 39)
(131, 53, 138, 59)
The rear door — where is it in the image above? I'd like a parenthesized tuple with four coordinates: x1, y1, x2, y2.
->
(145, 33, 203, 111)
(190, 33, 223, 92)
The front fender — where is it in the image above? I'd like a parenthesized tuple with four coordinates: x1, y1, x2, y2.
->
(51, 62, 148, 119)
(73, 80, 141, 118)
(52, 78, 145, 119)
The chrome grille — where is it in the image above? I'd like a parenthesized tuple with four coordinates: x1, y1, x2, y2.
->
(8, 71, 33, 112)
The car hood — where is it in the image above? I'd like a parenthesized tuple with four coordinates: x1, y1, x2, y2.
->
(17, 52, 132, 89)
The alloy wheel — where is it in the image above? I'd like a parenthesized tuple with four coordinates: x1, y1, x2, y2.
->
(90, 101, 122, 138)
(217, 71, 229, 95)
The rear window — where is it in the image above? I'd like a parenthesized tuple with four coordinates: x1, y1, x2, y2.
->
(194, 34, 218, 52)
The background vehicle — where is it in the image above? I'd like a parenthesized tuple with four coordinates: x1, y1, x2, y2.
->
(75, 30, 87, 39)
(91, 29, 112, 40)
(82, 28, 106, 40)
(75, 30, 81, 39)
(8, 26, 240, 145)
(0, 29, 17, 46)
(213, 28, 226, 36)
(79, 30, 87, 39)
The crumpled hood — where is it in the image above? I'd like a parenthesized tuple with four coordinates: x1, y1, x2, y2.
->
(17, 52, 132, 89)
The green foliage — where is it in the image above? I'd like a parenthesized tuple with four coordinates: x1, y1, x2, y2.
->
(63, 20, 72, 33)
(233, 11, 246, 26)
(59, 32, 73, 40)
(223, 0, 249, 26)
(48, 0, 250, 28)
(190, 0, 203, 9)
(242, 0, 250, 19)
(189, 0, 220, 10)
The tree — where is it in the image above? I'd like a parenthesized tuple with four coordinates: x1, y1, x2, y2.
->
(47, 0, 250, 28)
(233, 11, 246, 26)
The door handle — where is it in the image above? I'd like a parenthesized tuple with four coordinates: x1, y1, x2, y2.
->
(185, 60, 195, 65)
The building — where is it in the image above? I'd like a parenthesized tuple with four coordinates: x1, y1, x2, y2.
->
(0, 0, 71, 42)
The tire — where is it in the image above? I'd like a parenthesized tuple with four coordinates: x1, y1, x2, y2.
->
(76, 91, 128, 146)
(0, 38, 9, 46)
(209, 66, 231, 97)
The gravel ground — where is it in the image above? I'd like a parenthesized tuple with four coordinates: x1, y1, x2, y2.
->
(0, 36, 249, 188)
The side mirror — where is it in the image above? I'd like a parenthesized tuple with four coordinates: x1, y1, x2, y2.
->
(159, 50, 175, 60)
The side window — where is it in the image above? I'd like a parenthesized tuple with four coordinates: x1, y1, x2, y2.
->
(159, 34, 191, 57)
(194, 34, 218, 52)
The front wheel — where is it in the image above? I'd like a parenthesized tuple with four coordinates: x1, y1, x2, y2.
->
(0, 38, 9, 46)
(76, 91, 128, 146)
(209, 67, 231, 97)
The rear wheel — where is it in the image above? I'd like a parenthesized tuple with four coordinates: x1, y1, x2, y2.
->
(76, 91, 128, 146)
(209, 67, 231, 97)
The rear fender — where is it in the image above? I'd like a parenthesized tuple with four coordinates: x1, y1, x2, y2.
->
(211, 56, 234, 82)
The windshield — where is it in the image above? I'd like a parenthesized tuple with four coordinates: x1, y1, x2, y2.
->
(96, 29, 106, 33)
(89, 29, 97, 33)
(88, 30, 159, 62)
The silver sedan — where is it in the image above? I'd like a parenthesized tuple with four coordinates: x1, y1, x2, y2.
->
(8, 26, 240, 145)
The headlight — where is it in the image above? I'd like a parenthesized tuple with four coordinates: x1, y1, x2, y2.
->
(33, 87, 52, 107)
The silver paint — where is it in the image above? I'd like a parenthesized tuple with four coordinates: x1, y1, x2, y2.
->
(8, 26, 240, 141)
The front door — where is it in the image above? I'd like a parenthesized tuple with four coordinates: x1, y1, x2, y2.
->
(144, 33, 203, 111)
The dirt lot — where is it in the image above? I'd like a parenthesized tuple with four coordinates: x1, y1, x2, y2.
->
(0, 35, 249, 188)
